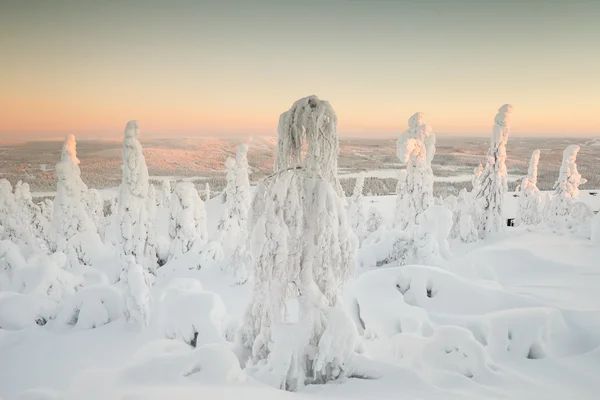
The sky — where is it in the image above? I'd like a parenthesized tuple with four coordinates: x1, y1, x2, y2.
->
(1, 0, 599, 139)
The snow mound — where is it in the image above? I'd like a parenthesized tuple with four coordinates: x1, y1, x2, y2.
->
(53, 285, 124, 330)
(0, 292, 57, 330)
(351, 265, 535, 339)
(155, 278, 232, 346)
(391, 326, 499, 384)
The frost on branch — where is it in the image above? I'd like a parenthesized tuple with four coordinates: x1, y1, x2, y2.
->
(544, 145, 588, 229)
(51, 135, 103, 268)
(240, 96, 359, 391)
(396, 112, 436, 229)
(516, 150, 542, 226)
(168, 182, 207, 262)
(116, 121, 157, 273)
(473, 104, 514, 238)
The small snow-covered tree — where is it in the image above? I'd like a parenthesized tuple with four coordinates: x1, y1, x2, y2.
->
(51, 135, 103, 267)
(394, 169, 410, 229)
(366, 205, 383, 235)
(15, 181, 51, 251)
(456, 189, 478, 242)
(544, 145, 587, 228)
(348, 172, 367, 245)
(158, 179, 172, 208)
(396, 112, 436, 229)
(516, 150, 542, 226)
(240, 96, 359, 390)
(168, 182, 207, 261)
(120, 255, 152, 327)
(85, 188, 106, 237)
(0, 180, 21, 245)
(225, 144, 252, 283)
(473, 104, 514, 238)
(204, 182, 211, 201)
(116, 120, 156, 273)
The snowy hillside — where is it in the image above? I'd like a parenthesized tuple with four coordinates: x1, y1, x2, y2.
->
(1, 103, 600, 400)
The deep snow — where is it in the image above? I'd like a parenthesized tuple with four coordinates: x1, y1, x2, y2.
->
(1, 192, 599, 399)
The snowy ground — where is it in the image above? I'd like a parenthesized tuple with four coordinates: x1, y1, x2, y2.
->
(1, 194, 599, 400)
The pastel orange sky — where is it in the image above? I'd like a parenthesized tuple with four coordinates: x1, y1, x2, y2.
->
(1, 0, 599, 139)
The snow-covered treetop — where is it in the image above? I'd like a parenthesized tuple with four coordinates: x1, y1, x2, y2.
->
(397, 112, 436, 166)
(491, 104, 514, 149)
(14, 181, 32, 202)
(554, 144, 586, 199)
(121, 120, 149, 199)
(236, 143, 249, 167)
(125, 120, 140, 139)
(274, 95, 340, 183)
(62, 134, 79, 165)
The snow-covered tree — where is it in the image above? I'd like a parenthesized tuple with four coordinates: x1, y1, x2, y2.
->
(51, 135, 103, 267)
(158, 179, 172, 208)
(455, 189, 478, 242)
(396, 112, 436, 229)
(473, 104, 514, 238)
(0, 180, 21, 245)
(394, 169, 410, 229)
(120, 255, 152, 327)
(348, 172, 367, 245)
(224, 144, 252, 283)
(240, 96, 359, 390)
(366, 205, 383, 235)
(168, 182, 207, 261)
(544, 145, 587, 228)
(116, 120, 156, 273)
(516, 150, 542, 226)
(204, 182, 211, 202)
(85, 188, 106, 237)
(114, 121, 155, 325)
(14, 181, 51, 251)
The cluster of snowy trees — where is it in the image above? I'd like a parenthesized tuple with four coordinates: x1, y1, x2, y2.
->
(1, 98, 599, 393)
(0, 120, 254, 330)
(352, 104, 597, 270)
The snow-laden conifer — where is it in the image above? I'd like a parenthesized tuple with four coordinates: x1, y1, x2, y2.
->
(544, 145, 587, 228)
(240, 96, 359, 390)
(51, 135, 103, 267)
(396, 112, 436, 228)
(473, 104, 514, 238)
(116, 121, 156, 273)
(168, 182, 207, 261)
(516, 150, 542, 226)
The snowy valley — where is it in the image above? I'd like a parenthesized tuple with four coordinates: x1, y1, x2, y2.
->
(1, 99, 600, 400)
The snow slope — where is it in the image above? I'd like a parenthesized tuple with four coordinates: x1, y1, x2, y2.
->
(1, 194, 600, 399)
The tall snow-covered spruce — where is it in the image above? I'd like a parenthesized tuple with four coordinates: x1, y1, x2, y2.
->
(115, 121, 154, 326)
(51, 135, 103, 267)
(240, 96, 359, 390)
(473, 104, 514, 238)
(516, 150, 542, 226)
(395, 112, 436, 229)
